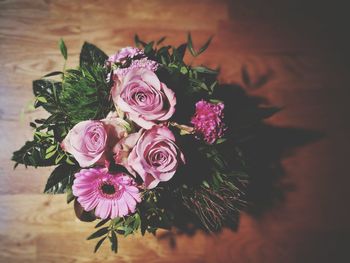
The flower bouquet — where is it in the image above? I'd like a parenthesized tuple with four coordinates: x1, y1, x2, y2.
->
(12, 34, 279, 252)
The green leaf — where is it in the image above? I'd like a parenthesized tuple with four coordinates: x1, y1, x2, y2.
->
(43, 71, 64, 78)
(65, 157, 75, 165)
(12, 140, 57, 168)
(216, 173, 224, 183)
(156, 36, 166, 45)
(87, 227, 109, 240)
(197, 36, 213, 56)
(176, 43, 187, 60)
(144, 41, 154, 55)
(187, 33, 213, 57)
(59, 38, 68, 60)
(44, 163, 78, 194)
(134, 34, 147, 47)
(54, 153, 65, 164)
(36, 96, 47, 103)
(94, 236, 107, 253)
(66, 187, 75, 204)
(110, 231, 118, 253)
(202, 180, 210, 188)
(193, 66, 218, 75)
(80, 42, 108, 67)
(111, 217, 122, 226)
(209, 81, 218, 92)
(45, 145, 57, 154)
(124, 226, 134, 236)
(33, 80, 62, 114)
(95, 218, 110, 228)
(180, 66, 188, 74)
(216, 138, 227, 144)
(209, 98, 223, 104)
(187, 33, 196, 57)
(44, 150, 56, 159)
(134, 213, 141, 230)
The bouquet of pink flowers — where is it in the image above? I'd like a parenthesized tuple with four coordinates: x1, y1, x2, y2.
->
(12, 35, 278, 252)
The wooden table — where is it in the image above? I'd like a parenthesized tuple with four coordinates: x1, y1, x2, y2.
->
(1, 1, 349, 262)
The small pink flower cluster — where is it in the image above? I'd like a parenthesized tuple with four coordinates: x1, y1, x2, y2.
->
(191, 100, 226, 144)
(61, 46, 226, 220)
(115, 58, 158, 77)
(107, 46, 144, 65)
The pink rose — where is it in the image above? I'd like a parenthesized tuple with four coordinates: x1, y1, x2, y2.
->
(62, 114, 128, 167)
(111, 68, 176, 129)
(128, 126, 185, 189)
(113, 130, 142, 177)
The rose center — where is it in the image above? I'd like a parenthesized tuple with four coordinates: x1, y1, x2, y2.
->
(136, 92, 146, 102)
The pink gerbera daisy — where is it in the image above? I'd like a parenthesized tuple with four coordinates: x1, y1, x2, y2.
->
(72, 167, 141, 219)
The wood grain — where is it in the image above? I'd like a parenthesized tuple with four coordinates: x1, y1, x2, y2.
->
(1, 0, 349, 262)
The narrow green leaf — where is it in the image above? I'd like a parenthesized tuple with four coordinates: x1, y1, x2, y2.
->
(197, 35, 213, 55)
(45, 145, 57, 154)
(216, 138, 227, 144)
(87, 227, 109, 240)
(193, 66, 218, 74)
(187, 33, 213, 57)
(216, 173, 224, 183)
(187, 33, 196, 57)
(45, 150, 56, 159)
(94, 236, 107, 253)
(110, 231, 118, 253)
(43, 71, 64, 78)
(124, 226, 134, 237)
(66, 187, 75, 204)
(59, 38, 68, 60)
(54, 153, 64, 164)
(134, 34, 146, 47)
(95, 218, 110, 228)
(144, 41, 154, 54)
(36, 96, 47, 103)
(209, 98, 223, 104)
(209, 80, 218, 92)
(111, 217, 122, 226)
(202, 180, 210, 188)
(156, 36, 166, 45)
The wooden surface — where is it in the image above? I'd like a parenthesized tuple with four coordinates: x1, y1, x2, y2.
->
(0, 0, 349, 262)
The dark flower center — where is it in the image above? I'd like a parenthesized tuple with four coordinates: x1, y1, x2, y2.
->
(101, 183, 116, 195)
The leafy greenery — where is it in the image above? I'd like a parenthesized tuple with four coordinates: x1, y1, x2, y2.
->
(60, 65, 113, 124)
(80, 42, 108, 67)
(44, 163, 79, 193)
(12, 41, 112, 197)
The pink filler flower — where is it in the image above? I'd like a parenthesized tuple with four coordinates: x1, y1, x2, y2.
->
(72, 167, 141, 219)
(107, 46, 143, 65)
(191, 100, 226, 144)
